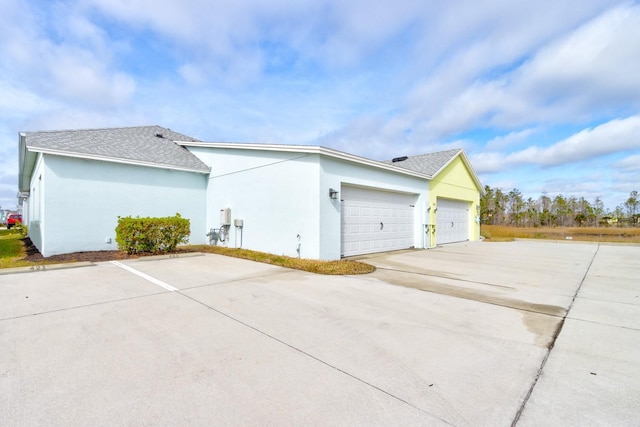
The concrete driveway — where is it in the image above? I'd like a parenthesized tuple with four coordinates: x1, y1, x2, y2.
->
(1, 240, 638, 426)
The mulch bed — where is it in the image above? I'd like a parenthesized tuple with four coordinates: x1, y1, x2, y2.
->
(20, 237, 195, 263)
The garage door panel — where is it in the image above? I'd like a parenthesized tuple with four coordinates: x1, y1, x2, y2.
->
(341, 186, 416, 257)
(436, 198, 470, 245)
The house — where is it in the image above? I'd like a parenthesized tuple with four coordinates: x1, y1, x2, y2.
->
(18, 126, 483, 259)
(383, 150, 483, 247)
(18, 126, 210, 257)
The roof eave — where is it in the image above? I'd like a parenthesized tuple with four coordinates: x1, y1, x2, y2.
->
(177, 141, 432, 180)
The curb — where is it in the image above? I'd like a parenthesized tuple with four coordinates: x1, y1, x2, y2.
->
(0, 261, 96, 275)
(133, 252, 206, 262)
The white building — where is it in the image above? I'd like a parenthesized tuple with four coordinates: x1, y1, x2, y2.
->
(18, 126, 483, 259)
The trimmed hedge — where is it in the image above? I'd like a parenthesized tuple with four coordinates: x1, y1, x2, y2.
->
(115, 214, 190, 254)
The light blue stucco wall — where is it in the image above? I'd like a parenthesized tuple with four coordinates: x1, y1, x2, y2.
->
(25, 153, 45, 251)
(34, 155, 207, 256)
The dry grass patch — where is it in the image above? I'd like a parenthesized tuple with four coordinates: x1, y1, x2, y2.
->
(190, 245, 375, 275)
(482, 225, 640, 243)
(0, 235, 375, 274)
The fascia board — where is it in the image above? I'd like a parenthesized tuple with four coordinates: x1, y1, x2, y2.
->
(18, 133, 37, 193)
(177, 141, 432, 180)
(458, 151, 485, 195)
(27, 147, 211, 174)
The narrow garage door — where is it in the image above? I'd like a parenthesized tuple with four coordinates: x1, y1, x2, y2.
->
(341, 186, 415, 257)
(436, 198, 470, 245)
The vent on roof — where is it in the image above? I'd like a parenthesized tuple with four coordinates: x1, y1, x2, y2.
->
(155, 132, 164, 138)
(392, 156, 408, 163)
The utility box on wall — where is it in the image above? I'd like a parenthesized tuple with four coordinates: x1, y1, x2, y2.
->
(220, 208, 231, 225)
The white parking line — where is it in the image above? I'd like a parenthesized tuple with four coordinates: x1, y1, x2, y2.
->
(110, 261, 178, 292)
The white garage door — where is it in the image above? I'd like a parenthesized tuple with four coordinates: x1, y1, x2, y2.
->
(341, 186, 415, 257)
(436, 198, 470, 245)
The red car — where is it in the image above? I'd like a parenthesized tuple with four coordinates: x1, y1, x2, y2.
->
(6, 213, 22, 229)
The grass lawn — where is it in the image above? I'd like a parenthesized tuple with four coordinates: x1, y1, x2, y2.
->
(0, 231, 375, 275)
(481, 225, 640, 243)
(0, 229, 31, 269)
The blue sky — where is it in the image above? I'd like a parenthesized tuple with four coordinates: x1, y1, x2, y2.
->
(1, 0, 639, 211)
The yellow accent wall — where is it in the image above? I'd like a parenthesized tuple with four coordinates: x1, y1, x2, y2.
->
(427, 156, 481, 244)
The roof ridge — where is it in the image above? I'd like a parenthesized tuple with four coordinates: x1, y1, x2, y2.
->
(379, 147, 465, 177)
(408, 147, 462, 157)
(22, 125, 164, 135)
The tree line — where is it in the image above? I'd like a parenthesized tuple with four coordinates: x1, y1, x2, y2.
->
(480, 187, 639, 227)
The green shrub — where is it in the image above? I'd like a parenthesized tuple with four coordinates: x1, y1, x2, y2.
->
(115, 214, 190, 254)
(14, 221, 27, 237)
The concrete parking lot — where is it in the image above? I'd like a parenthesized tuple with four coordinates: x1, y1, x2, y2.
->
(1, 240, 638, 426)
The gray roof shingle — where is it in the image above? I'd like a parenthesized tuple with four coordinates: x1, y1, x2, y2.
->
(383, 148, 463, 177)
(23, 125, 210, 173)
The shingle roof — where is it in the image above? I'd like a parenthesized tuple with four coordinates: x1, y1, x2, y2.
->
(383, 148, 463, 177)
(23, 125, 210, 173)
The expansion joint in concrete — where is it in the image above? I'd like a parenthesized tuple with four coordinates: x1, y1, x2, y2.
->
(510, 244, 600, 426)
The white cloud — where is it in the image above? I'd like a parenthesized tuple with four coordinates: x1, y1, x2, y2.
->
(47, 48, 136, 107)
(76, 0, 638, 146)
(0, 0, 39, 67)
(0, 81, 55, 119)
(614, 154, 640, 171)
(396, 2, 640, 143)
(473, 115, 640, 174)
(485, 128, 537, 150)
(513, 4, 640, 109)
(508, 115, 640, 166)
(0, 0, 136, 109)
(83, 0, 429, 84)
(470, 152, 511, 174)
(178, 63, 207, 86)
(490, 3, 640, 127)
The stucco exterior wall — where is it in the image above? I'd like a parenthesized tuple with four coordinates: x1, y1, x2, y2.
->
(36, 155, 207, 256)
(319, 157, 430, 257)
(429, 157, 481, 241)
(189, 147, 322, 258)
(189, 146, 431, 260)
(26, 153, 45, 251)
